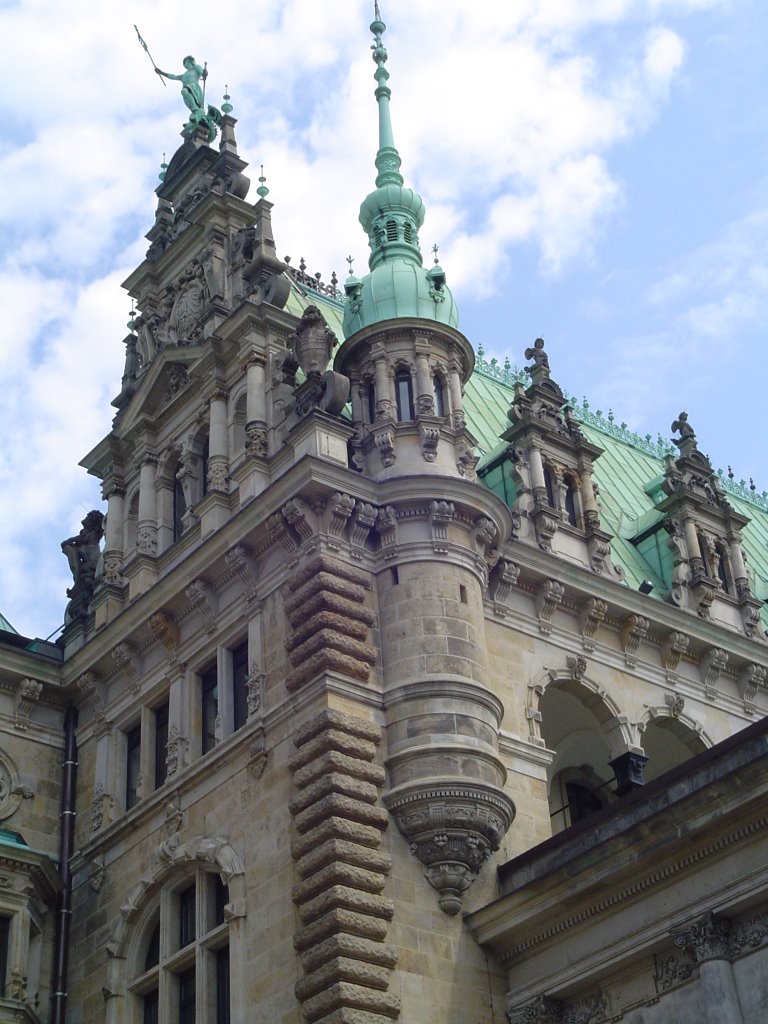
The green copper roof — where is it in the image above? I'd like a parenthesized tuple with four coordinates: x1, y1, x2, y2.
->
(342, 7, 459, 337)
(0, 612, 18, 634)
(464, 353, 768, 629)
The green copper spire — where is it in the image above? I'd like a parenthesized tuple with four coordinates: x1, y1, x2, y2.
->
(342, 4, 458, 337)
(370, 4, 403, 189)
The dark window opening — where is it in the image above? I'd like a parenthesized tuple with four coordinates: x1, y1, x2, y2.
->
(717, 550, 730, 593)
(391, 566, 399, 586)
(179, 883, 196, 948)
(564, 482, 578, 527)
(386, 219, 397, 241)
(211, 875, 229, 929)
(566, 781, 603, 824)
(395, 371, 414, 421)
(459, 584, 468, 604)
(366, 381, 377, 424)
(178, 967, 196, 1024)
(216, 945, 231, 1024)
(126, 724, 141, 810)
(201, 665, 218, 755)
(145, 922, 160, 971)
(403, 222, 413, 243)
(232, 641, 249, 732)
(154, 703, 169, 791)
(433, 377, 445, 417)
(201, 437, 210, 499)
(544, 467, 557, 509)
(173, 477, 187, 541)
(143, 989, 159, 1024)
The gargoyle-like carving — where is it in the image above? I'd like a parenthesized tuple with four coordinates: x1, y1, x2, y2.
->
(664, 692, 685, 718)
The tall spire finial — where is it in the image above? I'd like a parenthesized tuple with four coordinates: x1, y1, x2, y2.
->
(370, 3, 403, 188)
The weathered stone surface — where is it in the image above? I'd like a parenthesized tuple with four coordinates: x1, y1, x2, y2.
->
(294, 838, 392, 880)
(293, 750, 386, 790)
(292, 817, 386, 859)
(294, 909, 390, 952)
(290, 773, 380, 815)
(292, 862, 387, 905)
(295, 957, 392, 1000)
(294, 794, 389, 834)
(300, 935, 398, 974)
(302, 982, 401, 1022)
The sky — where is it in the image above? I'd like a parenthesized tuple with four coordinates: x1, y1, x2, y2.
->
(1, 0, 766, 639)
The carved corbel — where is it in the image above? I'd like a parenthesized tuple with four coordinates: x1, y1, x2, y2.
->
(225, 544, 256, 587)
(324, 491, 355, 542)
(699, 647, 728, 700)
(349, 501, 377, 555)
(374, 429, 396, 468)
(472, 516, 498, 559)
(739, 663, 766, 714)
(535, 579, 564, 634)
(508, 995, 563, 1024)
(620, 614, 649, 666)
(148, 611, 180, 658)
(419, 424, 440, 463)
(455, 438, 478, 479)
(247, 728, 268, 778)
(268, 512, 297, 553)
(112, 640, 141, 692)
(661, 631, 689, 681)
(529, 505, 559, 552)
(376, 505, 398, 555)
(430, 500, 455, 553)
(488, 558, 520, 615)
(14, 678, 42, 731)
(282, 497, 316, 542)
(91, 783, 116, 833)
(77, 670, 105, 716)
(739, 598, 763, 639)
(578, 597, 606, 651)
(186, 579, 216, 632)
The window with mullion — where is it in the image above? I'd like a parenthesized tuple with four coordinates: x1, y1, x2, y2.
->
(178, 966, 196, 1024)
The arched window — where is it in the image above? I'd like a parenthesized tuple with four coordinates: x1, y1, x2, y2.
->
(403, 222, 413, 243)
(386, 219, 398, 242)
(130, 869, 231, 1024)
(395, 369, 414, 421)
(565, 780, 604, 823)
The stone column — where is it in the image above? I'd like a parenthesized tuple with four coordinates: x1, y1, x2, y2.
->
(683, 516, 702, 565)
(349, 373, 363, 426)
(579, 467, 600, 528)
(373, 347, 392, 420)
(729, 535, 748, 590)
(207, 390, 229, 493)
(136, 456, 158, 556)
(414, 344, 434, 415)
(447, 362, 464, 427)
(102, 485, 125, 586)
(672, 912, 745, 1024)
(528, 444, 546, 493)
(245, 353, 268, 458)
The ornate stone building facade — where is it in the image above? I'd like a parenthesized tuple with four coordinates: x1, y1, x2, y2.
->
(1, 10, 768, 1024)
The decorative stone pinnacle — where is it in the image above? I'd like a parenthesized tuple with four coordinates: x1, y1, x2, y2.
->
(256, 164, 269, 198)
(432, 243, 440, 265)
(346, 254, 355, 274)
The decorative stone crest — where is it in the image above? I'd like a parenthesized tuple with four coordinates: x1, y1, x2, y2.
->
(620, 613, 649, 667)
(578, 597, 607, 650)
(535, 579, 564, 634)
(699, 646, 728, 700)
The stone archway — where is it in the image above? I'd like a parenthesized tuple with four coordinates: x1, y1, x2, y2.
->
(639, 704, 711, 782)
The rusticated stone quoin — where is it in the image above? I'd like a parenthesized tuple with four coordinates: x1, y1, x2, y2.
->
(284, 554, 377, 691)
(291, 710, 399, 1023)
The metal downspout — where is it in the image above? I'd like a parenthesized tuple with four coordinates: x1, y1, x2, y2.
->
(51, 706, 78, 1024)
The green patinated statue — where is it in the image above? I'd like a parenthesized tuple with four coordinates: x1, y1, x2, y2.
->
(155, 55, 222, 143)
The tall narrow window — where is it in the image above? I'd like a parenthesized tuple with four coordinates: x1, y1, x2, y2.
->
(201, 437, 210, 499)
(386, 219, 398, 241)
(126, 724, 142, 810)
(544, 467, 557, 509)
(433, 376, 445, 417)
(564, 479, 578, 527)
(173, 478, 186, 542)
(717, 547, 730, 593)
(145, 923, 160, 971)
(366, 381, 377, 424)
(395, 370, 414, 421)
(232, 641, 249, 732)
(154, 703, 169, 791)
(201, 665, 218, 755)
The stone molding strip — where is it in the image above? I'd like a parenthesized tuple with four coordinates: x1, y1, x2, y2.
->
(291, 710, 400, 1023)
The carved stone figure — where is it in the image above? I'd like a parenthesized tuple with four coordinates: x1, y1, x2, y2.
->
(155, 56, 223, 141)
(524, 337, 550, 376)
(61, 510, 104, 623)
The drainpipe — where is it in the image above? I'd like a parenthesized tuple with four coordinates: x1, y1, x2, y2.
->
(51, 706, 78, 1024)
